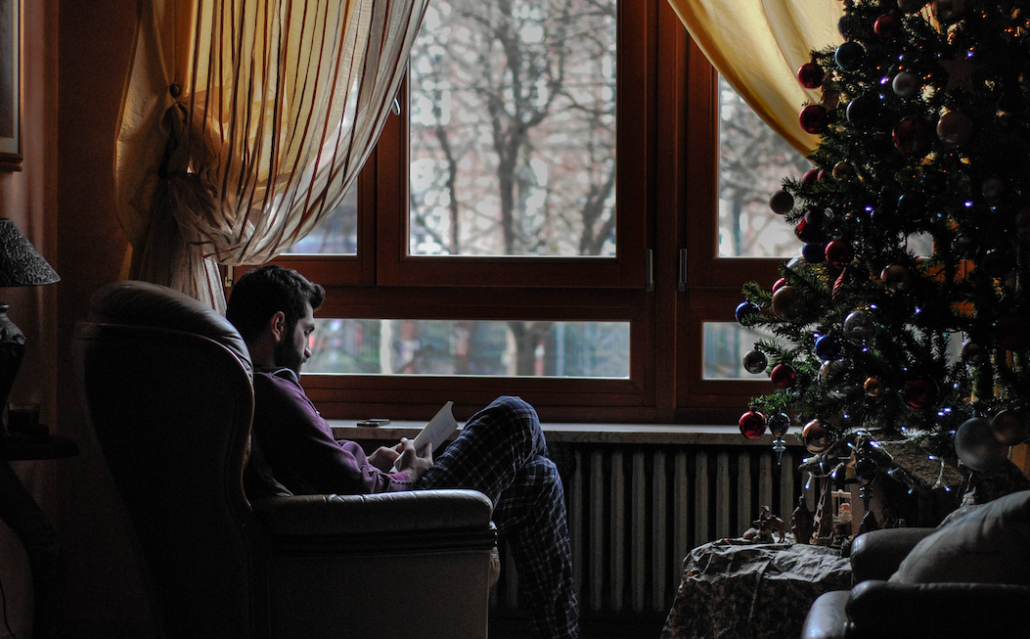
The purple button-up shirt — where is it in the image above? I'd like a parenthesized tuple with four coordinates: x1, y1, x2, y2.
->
(252, 367, 413, 495)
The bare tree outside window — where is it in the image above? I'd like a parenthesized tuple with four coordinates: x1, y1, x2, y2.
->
(284, 186, 358, 255)
(408, 0, 617, 257)
(304, 318, 630, 378)
(717, 76, 810, 258)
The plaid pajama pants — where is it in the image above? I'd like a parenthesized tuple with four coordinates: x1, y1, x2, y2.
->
(419, 396, 580, 639)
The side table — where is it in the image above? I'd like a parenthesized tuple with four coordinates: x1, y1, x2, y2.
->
(661, 539, 851, 639)
(0, 435, 78, 639)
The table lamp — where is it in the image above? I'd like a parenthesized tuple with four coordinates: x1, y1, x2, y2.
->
(0, 218, 60, 437)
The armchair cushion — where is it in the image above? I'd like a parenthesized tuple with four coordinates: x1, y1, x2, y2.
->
(848, 527, 936, 583)
(845, 579, 1030, 639)
(252, 489, 495, 539)
(891, 488, 1030, 585)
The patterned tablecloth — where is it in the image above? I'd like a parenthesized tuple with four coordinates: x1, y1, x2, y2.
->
(661, 539, 852, 639)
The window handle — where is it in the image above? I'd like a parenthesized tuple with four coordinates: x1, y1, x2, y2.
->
(392, 98, 401, 116)
(678, 249, 687, 292)
(645, 250, 654, 292)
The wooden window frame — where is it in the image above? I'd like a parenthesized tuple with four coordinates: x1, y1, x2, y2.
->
(261, 0, 784, 426)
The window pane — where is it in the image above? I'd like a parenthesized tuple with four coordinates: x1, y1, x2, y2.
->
(283, 184, 358, 255)
(703, 322, 788, 380)
(408, 0, 617, 257)
(306, 318, 629, 378)
(718, 77, 810, 258)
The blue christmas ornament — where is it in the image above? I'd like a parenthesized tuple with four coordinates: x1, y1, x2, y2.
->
(735, 301, 761, 323)
(835, 41, 865, 71)
(802, 242, 827, 264)
(814, 333, 842, 360)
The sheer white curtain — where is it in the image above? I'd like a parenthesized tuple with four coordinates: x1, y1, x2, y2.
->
(116, 0, 429, 310)
(666, 0, 843, 154)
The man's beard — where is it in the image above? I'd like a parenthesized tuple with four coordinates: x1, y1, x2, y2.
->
(274, 334, 304, 376)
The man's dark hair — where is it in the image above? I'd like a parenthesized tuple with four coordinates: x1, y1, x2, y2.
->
(226, 265, 325, 344)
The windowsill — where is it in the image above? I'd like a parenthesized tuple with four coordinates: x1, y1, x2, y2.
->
(329, 420, 800, 446)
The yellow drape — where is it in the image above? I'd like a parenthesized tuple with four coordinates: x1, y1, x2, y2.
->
(115, 0, 429, 311)
(666, 0, 844, 155)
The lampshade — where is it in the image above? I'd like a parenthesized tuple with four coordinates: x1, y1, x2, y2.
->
(0, 218, 60, 287)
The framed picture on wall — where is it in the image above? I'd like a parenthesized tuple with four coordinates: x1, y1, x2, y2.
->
(0, 0, 20, 172)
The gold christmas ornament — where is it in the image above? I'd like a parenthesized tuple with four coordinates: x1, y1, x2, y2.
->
(881, 264, 914, 292)
(832, 161, 854, 180)
(961, 339, 985, 364)
(802, 419, 835, 454)
(937, 110, 973, 146)
(864, 377, 884, 397)
(992, 409, 1030, 446)
(771, 285, 805, 319)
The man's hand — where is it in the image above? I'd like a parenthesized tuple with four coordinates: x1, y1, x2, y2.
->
(368, 445, 401, 472)
(394, 437, 433, 484)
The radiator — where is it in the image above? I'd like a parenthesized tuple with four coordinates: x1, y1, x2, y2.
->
(490, 443, 812, 617)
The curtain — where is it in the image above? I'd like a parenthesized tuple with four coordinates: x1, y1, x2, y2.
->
(115, 0, 429, 311)
(666, 0, 843, 155)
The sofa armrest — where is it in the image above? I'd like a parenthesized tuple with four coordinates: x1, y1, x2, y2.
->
(251, 489, 496, 551)
(846, 580, 1030, 639)
(849, 528, 936, 583)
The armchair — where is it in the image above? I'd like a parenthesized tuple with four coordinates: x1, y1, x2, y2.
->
(73, 281, 498, 639)
(802, 490, 1030, 639)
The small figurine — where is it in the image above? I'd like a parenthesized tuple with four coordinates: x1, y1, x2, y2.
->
(832, 502, 853, 546)
(790, 496, 814, 544)
(742, 505, 786, 543)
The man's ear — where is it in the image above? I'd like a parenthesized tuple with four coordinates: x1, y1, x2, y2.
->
(268, 311, 288, 343)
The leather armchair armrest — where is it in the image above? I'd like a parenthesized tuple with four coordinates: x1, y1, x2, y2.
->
(251, 489, 496, 551)
(849, 528, 936, 583)
(846, 580, 1030, 639)
(801, 590, 851, 639)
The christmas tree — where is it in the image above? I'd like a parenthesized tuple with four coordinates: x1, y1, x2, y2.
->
(736, 0, 1030, 480)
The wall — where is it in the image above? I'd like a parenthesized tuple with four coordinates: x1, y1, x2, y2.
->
(1, 0, 142, 636)
(53, 0, 155, 636)
(0, 0, 60, 635)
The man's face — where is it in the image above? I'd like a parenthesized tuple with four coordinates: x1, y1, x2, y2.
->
(274, 302, 315, 375)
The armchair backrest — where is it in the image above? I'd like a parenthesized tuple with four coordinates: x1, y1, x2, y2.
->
(74, 281, 259, 639)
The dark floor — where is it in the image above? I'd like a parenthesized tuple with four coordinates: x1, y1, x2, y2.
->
(489, 612, 667, 639)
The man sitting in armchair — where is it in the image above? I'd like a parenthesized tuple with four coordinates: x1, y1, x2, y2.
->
(226, 264, 579, 639)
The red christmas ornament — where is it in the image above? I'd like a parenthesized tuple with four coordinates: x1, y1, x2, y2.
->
(893, 117, 933, 156)
(770, 364, 797, 389)
(825, 240, 854, 267)
(800, 104, 831, 134)
(739, 410, 768, 439)
(794, 217, 822, 243)
(772, 277, 787, 292)
(902, 378, 938, 410)
(797, 62, 824, 89)
(801, 168, 820, 185)
(874, 14, 901, 39)
(770, 190, 794, 214)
